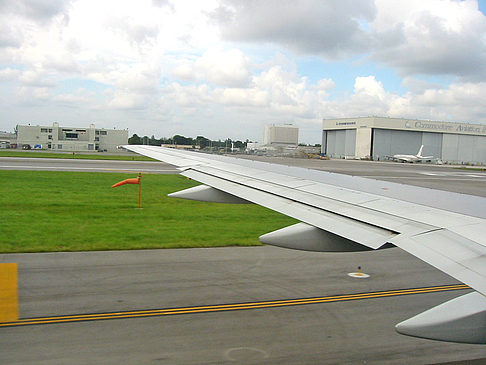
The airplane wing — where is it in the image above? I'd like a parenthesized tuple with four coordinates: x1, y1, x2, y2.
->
(121, 145, 486, 344)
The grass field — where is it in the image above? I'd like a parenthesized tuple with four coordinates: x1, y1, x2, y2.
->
(0, 150, 155, 161)
(1, 170, 296, 253)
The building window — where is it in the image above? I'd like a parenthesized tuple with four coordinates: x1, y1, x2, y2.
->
(58, 144, 62, 149)
(41, 128, 48, 133)
(100, 131, 107, 135)
(48, 135, 52, 140)
(88, 144, 94, 150)
(95, 137, 99, 141)
(65, 133, 78, 139)
(96, 131, 100, 135)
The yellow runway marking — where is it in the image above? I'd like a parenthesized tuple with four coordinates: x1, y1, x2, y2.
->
(0, 284, 469, 328)
(0, 263, 18, 322)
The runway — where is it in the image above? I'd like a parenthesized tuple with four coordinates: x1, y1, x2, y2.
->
(0, 156, 179, 174)
(1, 155, 486, 363)
(1, 247, 485, 364)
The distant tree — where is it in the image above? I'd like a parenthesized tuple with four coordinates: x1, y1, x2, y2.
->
(173, 135, 193, 145)
(195, 136, 210, 149)
(131, 133, 253, 149)
(128, 134, 142, 144)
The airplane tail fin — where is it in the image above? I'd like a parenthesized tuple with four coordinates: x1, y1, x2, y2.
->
(417, 145, 424, 157)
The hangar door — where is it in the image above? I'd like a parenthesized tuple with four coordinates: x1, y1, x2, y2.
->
(442, 134, 486, 164)
(326, 129, 356, 158)
(421, 132, 442, 159)
(372, 129, 442, 160)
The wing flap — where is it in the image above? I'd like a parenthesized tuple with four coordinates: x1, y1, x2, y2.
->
(183, 169, 396, 249)
(192, 165, 432, 236)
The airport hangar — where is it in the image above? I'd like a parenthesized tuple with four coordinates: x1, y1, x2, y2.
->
(321, 116, 486, 165)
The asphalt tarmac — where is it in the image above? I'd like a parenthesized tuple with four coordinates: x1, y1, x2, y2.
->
(1, 155, 486, 364)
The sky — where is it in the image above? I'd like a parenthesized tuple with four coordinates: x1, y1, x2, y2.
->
(1, 0, 486, 144)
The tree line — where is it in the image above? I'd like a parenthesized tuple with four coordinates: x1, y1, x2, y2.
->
(128, 134, 249, 150)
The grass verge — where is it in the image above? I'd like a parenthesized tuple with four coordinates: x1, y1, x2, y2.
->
(0, 150, 155, 161)
(1, 170, 296, 253)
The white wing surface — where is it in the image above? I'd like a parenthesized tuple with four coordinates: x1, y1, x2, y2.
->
(122, 145, 486, 344)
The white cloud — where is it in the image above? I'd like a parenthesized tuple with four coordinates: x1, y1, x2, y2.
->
(194, 48, 252, 87)
(210, 0, 486, 81)
(106, 89, 150, 109)
(0, 0, 73, 24)
(16, 86, 51, 104)
(401, 77, 445, 94)
(164, 82, 211, 107)
(322, 77, 486, 124)
(354, 76, 386, 99)
(371, 0, 486, 80)
(19, 69, 56, 87)
(172, 62, 197, 81)
(211, 0, 376, 57)
(213, 87, 268, 106)
(0, 68, 20, 81)
(114, 64, 161, 92)
(53, 88, 95, 105)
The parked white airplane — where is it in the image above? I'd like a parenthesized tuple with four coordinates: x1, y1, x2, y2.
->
(393, 145, 433, 163)
(122, 145, 486, 344)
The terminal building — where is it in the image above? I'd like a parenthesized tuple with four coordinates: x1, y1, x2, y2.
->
(14, 122, 128, 152)
(322, 117, 486, 164)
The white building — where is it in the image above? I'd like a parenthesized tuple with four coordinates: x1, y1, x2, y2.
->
(322, 117, 486, 164)
(263, 124, 299, 146)
(14, 122, 128, 152)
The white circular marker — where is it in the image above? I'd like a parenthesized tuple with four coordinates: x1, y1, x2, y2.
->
(348, 272, 370, 278)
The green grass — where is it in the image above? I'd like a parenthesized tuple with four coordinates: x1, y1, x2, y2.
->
(453, 166, 486, 171)
(0, 150, 155, 161)
(0, 171, 296, 253)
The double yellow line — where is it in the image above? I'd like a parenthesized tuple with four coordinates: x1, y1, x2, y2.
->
(0, 284, 468, 328)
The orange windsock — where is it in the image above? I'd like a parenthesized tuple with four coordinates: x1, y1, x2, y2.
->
(112, 178, 140, 188)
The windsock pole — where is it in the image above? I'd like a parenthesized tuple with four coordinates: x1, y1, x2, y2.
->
(138, 172, 142, 209)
